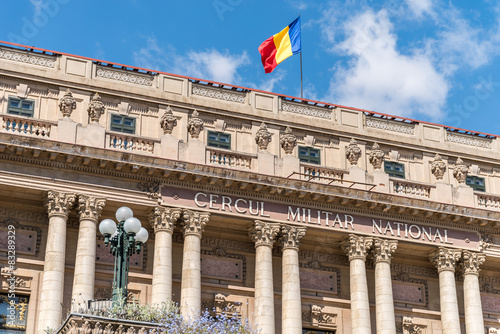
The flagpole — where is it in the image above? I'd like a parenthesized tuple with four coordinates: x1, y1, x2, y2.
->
(299, 14, 303, 99)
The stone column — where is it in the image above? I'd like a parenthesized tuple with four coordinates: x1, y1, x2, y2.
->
(430, 247, 462, 334)
(280, 225, 307, 334)
(462, 251, 486, 334)
(341, 234, 373, 334)
(180, 209, 210, 319)
(249, 221, 280, 334)
(149, 206, 181, 305)
(38, 191, 76, 333)
(372, 238, 398, 334)
(71, 195, 106, 310)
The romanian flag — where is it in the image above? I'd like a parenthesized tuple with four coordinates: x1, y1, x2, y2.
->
(258, 17, 301, 73)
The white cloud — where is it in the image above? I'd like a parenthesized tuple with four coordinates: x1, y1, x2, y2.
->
(325, 10, 449, 120)
(405, 0, 433, 17)
(258, 70, 286, 93)
(133, 37, 249, 85)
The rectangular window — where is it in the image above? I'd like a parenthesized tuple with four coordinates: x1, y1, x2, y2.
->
(466, 176, 485, 192)
(0, 293, 29, 332)
(207, 130, 231, 150)
(384, 161, 405, 178)
(298, 146, 320, 165)
(110, 114, 136, 134)
(7, 97, 34, 117)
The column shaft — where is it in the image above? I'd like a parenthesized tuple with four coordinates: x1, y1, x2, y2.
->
(180, 234, 201, 317)
(463, 274, 484, 333)
(438, 270, 461, 333)
(152, 230, 173, 305)
(255, 244, 275, 334)
(350, 258, 371, 334)
(282, 248, 302, 334)
(38, 215, 68, 332)
(71, 218, 97, 308)
(375, 261, 396, 333)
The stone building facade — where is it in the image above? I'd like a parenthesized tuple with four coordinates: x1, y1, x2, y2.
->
(0, 42, 499, 334)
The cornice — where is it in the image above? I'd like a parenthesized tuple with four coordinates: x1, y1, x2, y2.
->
(0, 133, 498, 233)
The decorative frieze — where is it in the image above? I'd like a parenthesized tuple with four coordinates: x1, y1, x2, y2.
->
(446, 132, 492, 149)
(214, 293, 242, 317)
(281, 101, 332, 119)
(181, 209, 209, 237)
(87, 93, 105, 123)
(429, 247, 461, 272)
(248, 220, 280, 247)
(452, 158, 468, 184)
(160, 106, 177, 134)
(372, 238, 398, 263)
(280, 126, 297, 154)
(345, 138, 361, 166)
(365, 116, 415, 135)
(191, 84, 245, 104)
(45, 190, 76, 218)
(396, 316, 426, 334)
(187, 110, 204, 139)
(149, 206, 181, 234)
(310, 305, 337, 328)
(430, 154, 446, 180)
(255, 122, 272, 151)
(96, 66, 154, 86)
(59, 89, 77, 118)
(137, 180, 161, 199)
(341, 234, 372, 261)
(461, 251, 485, 276)
(77, 195, 106, 221)
(57, 314, 155, 333)
(0, 48, 56, 68)
(280, 225, 306, 250)
(368, 142, 385, 170)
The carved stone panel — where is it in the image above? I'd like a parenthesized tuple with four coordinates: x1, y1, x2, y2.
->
(300, 261, 339, 295)
(201, 248, 246, 283)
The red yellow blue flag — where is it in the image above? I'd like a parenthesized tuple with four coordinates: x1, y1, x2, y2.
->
(258, 17, 302, 74)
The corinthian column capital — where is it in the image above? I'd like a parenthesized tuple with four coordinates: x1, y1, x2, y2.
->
(430, 247, 462, 272)
(372, 238, 398, 263)
(249, 221, 280, 247)
(280, 225, 306, 251)
(181, 209, 210, 237)
(341, 234, 373, 261)
(149, 206, 182, 234)
(462, 251, 485, 276)
(45, 190, 76, 218)
(77, 195, 106, 221)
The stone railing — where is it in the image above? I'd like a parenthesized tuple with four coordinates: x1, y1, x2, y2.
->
(106, 131, 158, 154)
(300, 163, 347, 184)
(476, 193, 500, 210)
(206, 147, 255, 169)
(390, 178, 433, 198)
(0, 114, 55, 138)
(57, 314, 158, 333)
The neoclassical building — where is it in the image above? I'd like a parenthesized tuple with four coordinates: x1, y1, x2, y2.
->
(0, 41, 499, 334)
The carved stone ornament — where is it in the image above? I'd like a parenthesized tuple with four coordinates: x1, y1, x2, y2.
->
(160, 106, 177, 135)
(137, 181, 160, 199)
(462, 250, 485, 276)
(149, 206, 182, 234)
(280, 126, 297, 155)
(187, 110, 204, 139)
(87, 93, 105, 123)
(368, 142, 385, 170)
(249, 221, 280, 247)
(341, 234, 373, 261)
(255, 122, 273, 151)
(214, 293, 242, 317)
(430, 153, 447, 180)
(372, 238, 398, 263)
(397, 316, 425, 334)
(280, 225, 307, 250)
(429, 247, 461, 273)
(45, 190, 77, 218)
(345, 138, 362, 166)
(59, 88, 77, 118)
(453, 157, 468, 184)
(182, 209, 210, 237)
(77, 195, 106, 221)
(311, 305, 337, 328)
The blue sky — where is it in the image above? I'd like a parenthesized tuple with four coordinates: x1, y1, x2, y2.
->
(2, 0, 500, 135)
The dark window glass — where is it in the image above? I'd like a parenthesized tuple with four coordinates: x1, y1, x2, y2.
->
(207, 130, 231, 149)
(7, 97, 34, 117)
(0, 294, 29, 333)
(466, 176, 485, 192)
(110, 114, 136, 134)
(384, 161, 405, 178)
(298, 146, 320, 164)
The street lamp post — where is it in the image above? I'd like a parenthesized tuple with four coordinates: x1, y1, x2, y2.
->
(99, 206, 149, 308)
